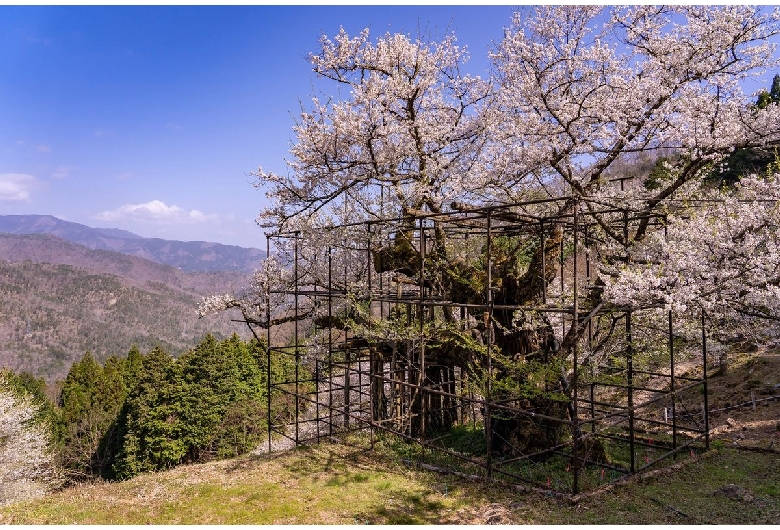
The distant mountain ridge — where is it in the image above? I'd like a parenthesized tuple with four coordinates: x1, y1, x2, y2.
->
(0, 232, 251, 381)
(0, 214, 264, 273)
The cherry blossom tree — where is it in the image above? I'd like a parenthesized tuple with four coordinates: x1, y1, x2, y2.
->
(203, 27, 491, 337)
(481, 6, 780, 447)
(0, 375, 59, 506)
(202, 6, 780, 453)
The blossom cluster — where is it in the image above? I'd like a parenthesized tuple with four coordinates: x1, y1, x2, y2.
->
(602, 174, 780, 340)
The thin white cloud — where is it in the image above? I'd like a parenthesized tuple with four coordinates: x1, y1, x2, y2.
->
(165, 122, 183, 131)
(95, 200, 219, 224)
(0, 173, 38, 202)
(94, 129, 113, 138)
(14, 141, 54, 156)
(51, 166, 75, 180)
(116, 172, 133, 181)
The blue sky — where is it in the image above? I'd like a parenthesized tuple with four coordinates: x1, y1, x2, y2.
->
(2, 5, 779, 249)
(0, 5, 517, 248)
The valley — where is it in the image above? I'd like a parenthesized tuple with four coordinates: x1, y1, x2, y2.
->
(0, 231, 255, 382)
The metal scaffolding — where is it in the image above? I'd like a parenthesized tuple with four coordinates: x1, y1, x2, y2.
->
(260, 196, 711, 495)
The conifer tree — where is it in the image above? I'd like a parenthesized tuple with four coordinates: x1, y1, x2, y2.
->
(179, 334, 266, 461)
(112, 337, 269, 479)
(112, 346, 185, 479)
(770, 73, 780, 103)
(59, 352, 119, 478)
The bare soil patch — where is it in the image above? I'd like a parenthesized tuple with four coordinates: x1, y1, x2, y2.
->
(694, 348, 780, 449)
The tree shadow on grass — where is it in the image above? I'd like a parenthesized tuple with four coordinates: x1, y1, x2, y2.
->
(351, 490, 449, 525)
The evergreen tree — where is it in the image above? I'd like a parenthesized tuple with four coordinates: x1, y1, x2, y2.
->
(214, 335, 267, 458)
(179, 334, 266, 461)
(59, 351, 123, 478)
(112, 335, 270, 479)
(756, 90, 772, 110)
(90, 354, 130, 477)
(122, 345, 145, 391)
(112, 346, 185, 479)
(179, 334, 229, 461)
(770, 73, 780, 103)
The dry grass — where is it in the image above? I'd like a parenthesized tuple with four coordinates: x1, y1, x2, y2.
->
(2, 349, 779, 524)
(2, 436, 778, 525)
(0, 441, 496, 524)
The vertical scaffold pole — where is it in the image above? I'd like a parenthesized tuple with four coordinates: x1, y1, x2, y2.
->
(560, 236, 565, 338)
(266, 235, 272, 453)
(627, 308, 635, 473)
(701, 311, 710, 450)
(540, 220, 547, 304)
(485, 210, 493, 479)
(392, 280, 400, 428)
(419, 216, 427, 440)
(294, 232, 300, 444)
(367, 225, 374, 437)
(669, 310, 677, 455)
(572, 201, 580, 495)
(585, 225, 593, 350)
(328, 247, 334, 437)
(344, 239, 350, 430)
(265, 235, 273, 453)
(314, 247, 320, 444)
(624, 209, 635, 473)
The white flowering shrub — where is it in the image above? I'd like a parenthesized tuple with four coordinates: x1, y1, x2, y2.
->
(0, 376, 60, 506)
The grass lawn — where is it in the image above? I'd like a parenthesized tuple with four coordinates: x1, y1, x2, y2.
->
(2, 434, 778, 524)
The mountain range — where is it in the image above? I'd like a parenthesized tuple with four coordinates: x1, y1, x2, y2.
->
(0, 217, 263, 382)
(0, 214, 265, 273)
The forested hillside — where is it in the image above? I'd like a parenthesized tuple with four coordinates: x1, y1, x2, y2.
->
(0, 233, 251, 381)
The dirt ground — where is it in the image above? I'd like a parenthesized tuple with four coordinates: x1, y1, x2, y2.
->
(703, 348, 780, 449)
(612, 346, 779, 450)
